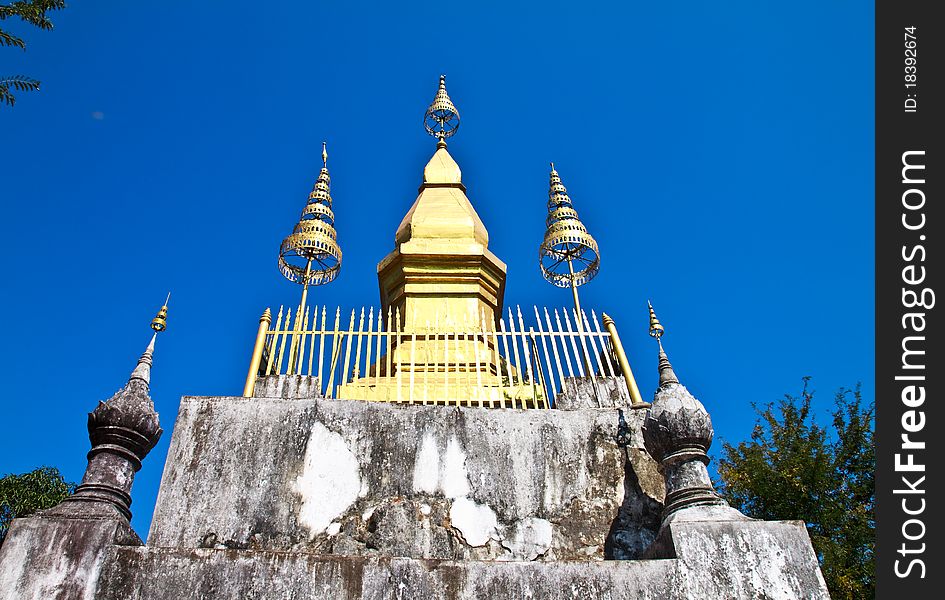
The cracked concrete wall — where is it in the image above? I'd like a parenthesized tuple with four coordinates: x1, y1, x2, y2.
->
(665, 520, 830, 599)
(148, 396, 664, 562)
(0, 506, 141, 600)
(95, 522, 829, 599)
(94, 546, 680, 600)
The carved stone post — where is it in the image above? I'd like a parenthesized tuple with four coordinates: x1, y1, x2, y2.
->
(62, 337, 163, 520)
(641, 357, 728, 519)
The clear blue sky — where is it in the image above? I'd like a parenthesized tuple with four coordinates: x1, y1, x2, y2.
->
(1, 1, 874, 537)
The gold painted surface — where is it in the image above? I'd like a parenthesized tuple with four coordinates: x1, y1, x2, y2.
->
(377, 141, 508, 388)
(602, 312, 644, 406)
(243, 307, 272, 397)
(371, 77, 507, 401)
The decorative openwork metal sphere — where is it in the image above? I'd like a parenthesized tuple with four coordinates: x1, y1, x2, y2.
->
(538, 164, 600, 289)
(423, 75, 460, 141)
(278, 142, 342, 287)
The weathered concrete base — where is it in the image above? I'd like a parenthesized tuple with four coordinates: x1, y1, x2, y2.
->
(647, 517, 831, 599)
(93, 525, 827, 600)
(254, 375, 325, 399)
(555, 376, 636, 409)
(148, 396, 665, 561)
(0, 503, 140, 600)
(0, 394, 830, 599)
(96, 546, 678, 600)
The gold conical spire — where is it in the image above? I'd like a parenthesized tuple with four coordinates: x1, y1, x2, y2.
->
(278, 143, 343, 290)
(278, 144, 342, 320)
(539, 163, 600, 289)
(647, 300, 664, 340)
(423, 75, 460, 142)
(539, 163, 600, 376)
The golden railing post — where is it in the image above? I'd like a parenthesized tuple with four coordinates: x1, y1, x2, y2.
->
(244, 308, 273, 397)
(601, 313, 645, 406)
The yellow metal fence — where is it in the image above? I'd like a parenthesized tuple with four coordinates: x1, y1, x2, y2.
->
(244, 304, 641, 408)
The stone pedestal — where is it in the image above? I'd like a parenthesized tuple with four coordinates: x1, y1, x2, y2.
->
(0, 505, 140, 600)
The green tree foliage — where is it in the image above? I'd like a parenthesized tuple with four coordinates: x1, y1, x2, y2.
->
(717, 378, 875, 600)
(0, 466, 76, 545)
(0, 0, 65, 106)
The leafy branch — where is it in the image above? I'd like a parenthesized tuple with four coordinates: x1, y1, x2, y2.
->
(0, 0, 65, 107)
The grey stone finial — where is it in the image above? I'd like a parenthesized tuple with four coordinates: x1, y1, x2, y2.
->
(643, 344, 733, 520)
(62, 336, 164, 520)
(129, 333, 156, 385)
(656, 340, 679, 388)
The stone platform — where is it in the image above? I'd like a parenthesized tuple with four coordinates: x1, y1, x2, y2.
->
(0, 386, 831, 599)
(149, 395, 663, 561)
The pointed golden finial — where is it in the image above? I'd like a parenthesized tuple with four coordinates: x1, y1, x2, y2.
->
(647, 300, 664, 341)
(150, 293, 170, 332)
(424, 74, 460, 142)
(539, 163, 600, 290)
(279, 145, 342, 290)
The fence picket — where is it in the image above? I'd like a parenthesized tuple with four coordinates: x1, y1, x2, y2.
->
(317, 306, 327, 386)
(582, 309, 606, 378)
(507, 307, 524, 389)
(534, 307, 557, 404)
(395, 308, 402, 403)
(364, 308, 374, 382)
(325, 308, 342, 397)
(561, 308, 583, 377)
(265, 306, 284, 376)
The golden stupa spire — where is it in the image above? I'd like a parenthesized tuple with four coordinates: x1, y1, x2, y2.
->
(278, 142, 342, 316)
(539, 163, 600, 375)
(539, 163, 600, 290)
(424, 75, 460, 145)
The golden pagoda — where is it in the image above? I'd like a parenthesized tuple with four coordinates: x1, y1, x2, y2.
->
(243, 75, 645, 409)
(345, 75, 515, 404)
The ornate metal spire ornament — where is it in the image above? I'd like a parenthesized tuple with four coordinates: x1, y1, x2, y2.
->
(647, 302, 679, 388)
(539, 164, 601, 293)
(150, 292, 170, 332)
(423, 75, 460, 143)
(647, 300, 664, 341)
(539, 164, 601, 374)
(278, 141, 342, 315)
(538, 163, 600, 298)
